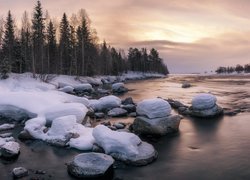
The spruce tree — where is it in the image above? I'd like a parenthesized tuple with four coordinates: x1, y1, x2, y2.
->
(32, 0, 45, 74)
(2, 11, 15, 74)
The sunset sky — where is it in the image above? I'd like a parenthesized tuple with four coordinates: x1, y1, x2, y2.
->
(1, 0, 250, 73)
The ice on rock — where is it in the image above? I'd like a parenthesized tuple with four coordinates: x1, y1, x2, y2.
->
(93, 125, 141, 159)
(42, 103, 88, 124)
(191, 93, 217, 110)
(137, 98, 172, 119)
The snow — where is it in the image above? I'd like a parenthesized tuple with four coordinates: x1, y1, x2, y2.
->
(24, 117, 47, 140)
(89, 95, 121, 111)
(191, 93, 217, 110)
(42, 103, 88, 124)
(137, 98, 172, 119)
(74, 83, 93, 92)
(92, 125, 141, 158)
(58, 86, 74, 93)
(1, 141, 20, 154)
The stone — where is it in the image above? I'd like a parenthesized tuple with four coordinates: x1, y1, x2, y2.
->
(189, 104, 223, 118)
(0, 141, 20, 159)
(74, 83, 94, 93)
(167, 99, 187, 109)
(0, 123, 15, 131)
(182, 82, 191, 88)
(112, 83, 128, 94)
(113, 123, 125, 129)
(0, 105, 37, 122)
(128, 112, 137, 117)
(94, 112, 105, 119)
(132, 115, 181, 136)
(136, 98, 171, 119)
(122, 97, 134, 105)
(12, 167, 28, 179)
(89, 95, 121, 112)
(108, 108, 128, 117)
(93, 125, 157, 166)
(67, 153, 114, 178)
(121, 104, 136, 113)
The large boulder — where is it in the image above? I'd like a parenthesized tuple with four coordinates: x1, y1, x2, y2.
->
(0, 105, 37, 122)
(112, 83, 128, 94)
(133, 115, 181, 136)
(93, 125, 157, 166)
(190, 93, 223, 118)
(67, 153, 114, 179)
(137, 98, 171, 119)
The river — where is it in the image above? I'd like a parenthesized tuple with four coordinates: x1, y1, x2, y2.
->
(0, 74, 250, 180)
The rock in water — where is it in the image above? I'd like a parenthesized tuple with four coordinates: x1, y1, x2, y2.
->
(12, 167, 29, 178)
(0, 105, 37, 122)
(74, 83, 94, 93)
(108, 108, 128, 117)
(190, 93, 223, 118)
(137, 98, 171, 119)
(122, 97, 134, 105)
(0, 141, 20, 159)
(67, 153, 114, 178)
(112, 83, 128, 94)
(133, 115, 181, 136)
(182, 82, 191, 88)
(93, 125, 157, 166)
(191, 93, 216, 110)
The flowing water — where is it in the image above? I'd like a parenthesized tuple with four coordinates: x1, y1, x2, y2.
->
(0, 75, 250, 180)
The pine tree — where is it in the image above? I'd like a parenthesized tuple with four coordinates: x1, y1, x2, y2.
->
(32, 0, 45, 74)
(2, 11, 15, 74)
(0, 57, 10, 79)
(46, 20, 57, 74)
(59, 13, 71, 75)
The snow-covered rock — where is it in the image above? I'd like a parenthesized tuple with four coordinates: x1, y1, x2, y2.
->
(92, 125, 157, 165)
(58, 86, 74, 93)
(24, 117, 47, 140)
(0, 123, 15, 131)
(0, 141, 20, 159)
(89, 95, 121, 112)
(107, 108, 128, 117)
(112, 82, 128, 94)
(0, 105, 37, 122)
(42, 103, 88, 125)
(58, 82, 73, 88)
(74, 83, 93, 93)
(67, 153, 114, 179)
(137, 98, 171, 119)
(190, 93, 223, 118)
(191, 93, 217, 110)
(12, 167, 29, 179)
(133, 115, 181, 136)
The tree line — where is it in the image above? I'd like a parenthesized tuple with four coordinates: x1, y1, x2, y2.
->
(215, 64, 250, 74)
(0, 1, 169, 79)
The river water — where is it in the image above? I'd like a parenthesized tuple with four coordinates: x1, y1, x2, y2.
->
(1, 75, 250, 180)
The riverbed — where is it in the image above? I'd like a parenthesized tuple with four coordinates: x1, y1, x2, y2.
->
(1, 74, 250, 180)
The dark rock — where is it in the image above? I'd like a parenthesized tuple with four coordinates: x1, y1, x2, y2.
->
(0, 105, 37, 122)
(112, 83, 128, 94)
(67, 153, 114, 179)
(35, 170, 46, 174)
(122, 97, 134, 105)
(107, 108, 128, 117)
(182, 82, 191, 88)
(132, 115, 181, 136)
(108, 126, 117, 131)
(12, 167, 28, 179)
(113, 123, 125, 129)
(223, 110, 238, 116)
(121, 104, 136, 113)
(92, 144, 105, 153)
(101, 121, 111, 126)
(166, 99, 187, 109)
(128, 112, 137, 117)
(18, 130, 35, 140)
(95, 112, 105, 119)
(189, 104, 223, 118)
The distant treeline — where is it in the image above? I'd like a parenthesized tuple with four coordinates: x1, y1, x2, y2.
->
(215, 64, 250, 74)
(0, 1, 169, 79)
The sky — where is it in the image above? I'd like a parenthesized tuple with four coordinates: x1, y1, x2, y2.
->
(0, 0, 250, 73)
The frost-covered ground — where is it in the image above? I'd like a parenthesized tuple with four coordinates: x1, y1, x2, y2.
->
(0, 72, 165, 151)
